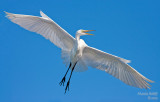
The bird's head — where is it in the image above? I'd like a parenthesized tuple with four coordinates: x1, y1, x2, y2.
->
(76, 29, 95, 36)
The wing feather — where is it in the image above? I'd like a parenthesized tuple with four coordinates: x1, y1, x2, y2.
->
(82, 46, 154, 89)
(5, 11, 75, 51)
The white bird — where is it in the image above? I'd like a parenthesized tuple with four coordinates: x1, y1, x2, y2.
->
(5, 11, 154, 93)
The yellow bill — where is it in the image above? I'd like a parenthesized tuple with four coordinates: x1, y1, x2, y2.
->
(83, 30, 95, 35)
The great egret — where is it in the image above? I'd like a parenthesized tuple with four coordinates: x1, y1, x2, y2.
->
(5, 11, 154, 93)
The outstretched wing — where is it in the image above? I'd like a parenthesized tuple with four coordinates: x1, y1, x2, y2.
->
(82, 46, 154, 89)
(5, 11, 75, 51)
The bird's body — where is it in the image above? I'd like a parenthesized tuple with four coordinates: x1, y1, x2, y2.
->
(5, 11, 154, 93)
(71, 35, 87, 65)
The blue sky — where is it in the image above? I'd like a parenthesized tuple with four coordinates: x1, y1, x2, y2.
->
(0, 0, 159, 102)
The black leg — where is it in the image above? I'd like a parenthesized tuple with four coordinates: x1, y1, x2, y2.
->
(59, 63, 71, 86)
(65, 62, 77, 93)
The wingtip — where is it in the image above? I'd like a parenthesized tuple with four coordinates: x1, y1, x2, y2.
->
(127, 60, 131, 63)
(4, 11, 10, 18)
(40, 10, 44, 16)
(40, 10, 44, 15)
(120, 59, 131, 64)
(150, 80, 155, 83)
(4, 11, 13, 16)
(145, 78, 154, 83)
(4, 11, 8, 14)
(40, 10, 43, 13)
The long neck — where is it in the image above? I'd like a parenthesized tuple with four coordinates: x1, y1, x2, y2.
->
(75, 34, 80, 41)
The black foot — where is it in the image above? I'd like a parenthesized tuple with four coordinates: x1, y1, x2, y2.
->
(59, 76, 66, 86)
(65, 81, 70, 93)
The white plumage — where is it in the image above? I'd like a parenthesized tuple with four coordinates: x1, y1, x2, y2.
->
(5, 11, 153, 93)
